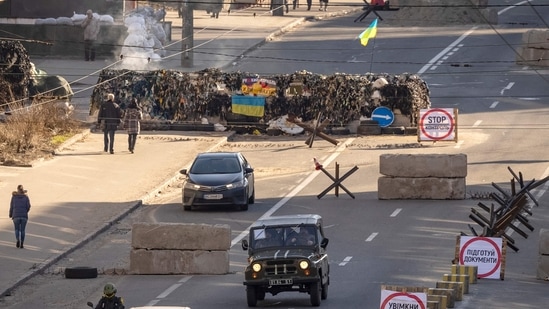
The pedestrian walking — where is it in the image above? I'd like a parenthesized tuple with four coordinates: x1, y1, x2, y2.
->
(319, 0, 328, 11)
(306, 0, 312, 10)
(9, 185, 31, 249)
(122, 98, 143, 154)
(81, 9, 101, 61)
(98, 93, 122, 154)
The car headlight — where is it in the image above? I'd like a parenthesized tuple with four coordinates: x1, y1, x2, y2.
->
(227, 178, 247, 189)
(299, 260, 309, 270)
(184, 182, 200, 190)
(252, 263, 262, 272)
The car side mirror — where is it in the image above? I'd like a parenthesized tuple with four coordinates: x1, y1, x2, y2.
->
(320, 238, 329, 249)
(242, 239, 249, 250)
(180, 169, 188, 175)
(245, 167, 254, 174)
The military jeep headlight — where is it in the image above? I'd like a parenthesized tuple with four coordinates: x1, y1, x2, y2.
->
(299, 260, 309, 270)
(252, 263, 262, 272)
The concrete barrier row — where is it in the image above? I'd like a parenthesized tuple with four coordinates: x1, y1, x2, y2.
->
(378, 154, 467, 200)
(516, 30, 549, 67)
(129, 223, 231, 275)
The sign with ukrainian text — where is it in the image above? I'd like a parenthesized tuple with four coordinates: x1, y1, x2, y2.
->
(459, 236, 503, 279)
(379, 290, 427, 309)
(418, 108, 457, 142)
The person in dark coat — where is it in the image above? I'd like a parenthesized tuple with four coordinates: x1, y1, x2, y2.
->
(122, 98, 143, 154)
(9, 185, 31, 249)
(98, 93, 122, 154)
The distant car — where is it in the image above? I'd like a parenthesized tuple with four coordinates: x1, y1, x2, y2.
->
(242, 214, 330, 307)
(180, 152, 255, 211)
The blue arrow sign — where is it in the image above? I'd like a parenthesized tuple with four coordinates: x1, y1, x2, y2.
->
(371, 106, 394, 127)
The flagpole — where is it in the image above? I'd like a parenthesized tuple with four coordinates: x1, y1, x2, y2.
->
(369, 37, 376, 73)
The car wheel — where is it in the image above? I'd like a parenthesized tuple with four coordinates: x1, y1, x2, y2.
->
(65, 266, 98, 279)
(257, 289, 266, 301)
(248, 189, 255, 204)
(240, 202, 249, 211)
(246, 286, 258, 307)
(310, 282, 321, 306)
(321, 281, 328, 300)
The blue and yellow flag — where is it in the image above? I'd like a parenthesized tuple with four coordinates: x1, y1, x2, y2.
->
(358, 18, 378, 47)
(232, 96, 265, 117)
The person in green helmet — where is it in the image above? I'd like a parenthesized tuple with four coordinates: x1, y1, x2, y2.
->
(95, 283, 125, 309)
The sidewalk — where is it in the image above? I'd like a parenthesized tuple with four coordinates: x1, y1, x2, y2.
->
(0, 2, 361, 299)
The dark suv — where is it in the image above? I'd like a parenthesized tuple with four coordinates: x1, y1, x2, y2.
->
(242, 214, 330, 307)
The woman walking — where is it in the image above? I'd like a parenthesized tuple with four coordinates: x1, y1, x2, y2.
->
(123, 98, 143, 153)
(9, 185, 31, 249)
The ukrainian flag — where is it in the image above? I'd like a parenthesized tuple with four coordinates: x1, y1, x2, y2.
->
(232, 96, 265, 117)
(358, 18, 378, 47)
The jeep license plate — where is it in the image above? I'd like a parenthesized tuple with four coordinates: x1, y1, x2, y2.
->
(204, 194, 223, 200)
(269, 279, 293, 285)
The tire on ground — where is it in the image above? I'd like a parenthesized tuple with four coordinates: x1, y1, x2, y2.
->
(65, 266, 98, 279)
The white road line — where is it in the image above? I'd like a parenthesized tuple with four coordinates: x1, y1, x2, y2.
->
(500, 82, 515, 95)
(390, 208, 401, 217)
(156, 283, 182, 299)
(339, 256, 353, 266)
(366, 232, 378, 242)
(230, 138, 356, 248)
(489, 101, 499, 109)
(472, 120, 482, 127)
(454, 140, 464, 149)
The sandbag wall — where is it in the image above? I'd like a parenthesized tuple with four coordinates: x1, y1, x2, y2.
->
(378, 154, 467, 200)
(88, 69, 431, 127)
(516, 30, 549, 67)
(130, 223, 231, 275)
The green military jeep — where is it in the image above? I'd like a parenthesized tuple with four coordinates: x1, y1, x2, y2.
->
(242, 214, 330, 307)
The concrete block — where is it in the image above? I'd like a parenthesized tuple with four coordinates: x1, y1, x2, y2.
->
(427, 295, 446, 309)
(539, 228, 549, 255)
(436, 281, 463, 301)
(428, 288, 455, 308)
(378, 177, 466, 200)
(479, 8, 498, 25)
(130, 249, 229, 275)
(442, 274, 469, 294)
(537, 254, 549, 280)
(451, 264, 478, 284)
(132, 223, 231, 250)
(379, 153, 467, 178)
(524, 30, 549, 49)
(516, 47, 549, 65)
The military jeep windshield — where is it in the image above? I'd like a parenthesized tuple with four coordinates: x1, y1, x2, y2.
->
(250, 225, 317, 249)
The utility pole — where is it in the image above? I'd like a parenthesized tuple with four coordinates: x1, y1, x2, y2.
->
(181, 0, 194, 68)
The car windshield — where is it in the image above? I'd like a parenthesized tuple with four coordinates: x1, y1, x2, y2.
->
(190, 157, 241, 174)
(251, 226, 317, 249)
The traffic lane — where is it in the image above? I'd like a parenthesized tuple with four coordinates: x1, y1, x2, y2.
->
(228, 14, 474, 75)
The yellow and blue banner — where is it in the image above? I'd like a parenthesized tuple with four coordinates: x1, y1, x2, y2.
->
(232, 96, 265, 117)
(358, 18, 378, 47)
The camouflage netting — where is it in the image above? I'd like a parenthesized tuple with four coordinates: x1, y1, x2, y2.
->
(0, 41, 32, 109)
(89, 68, 431, 127)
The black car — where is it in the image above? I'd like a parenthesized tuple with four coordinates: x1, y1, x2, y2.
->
(180, 152, 255, 211)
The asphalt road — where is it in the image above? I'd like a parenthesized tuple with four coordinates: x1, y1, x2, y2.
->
(3, 2, 549, 308)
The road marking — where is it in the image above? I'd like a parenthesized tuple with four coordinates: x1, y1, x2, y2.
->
(339, 256, 353, 266)
(489, 101, 499, 109)
(390, 208, 401, 217)
(500, 82, 514, 95)
(230, 138, 356, 248)
(366, 232, 378, 242)
(472, 120, 482, 127)
(454, 140, 464, 149)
